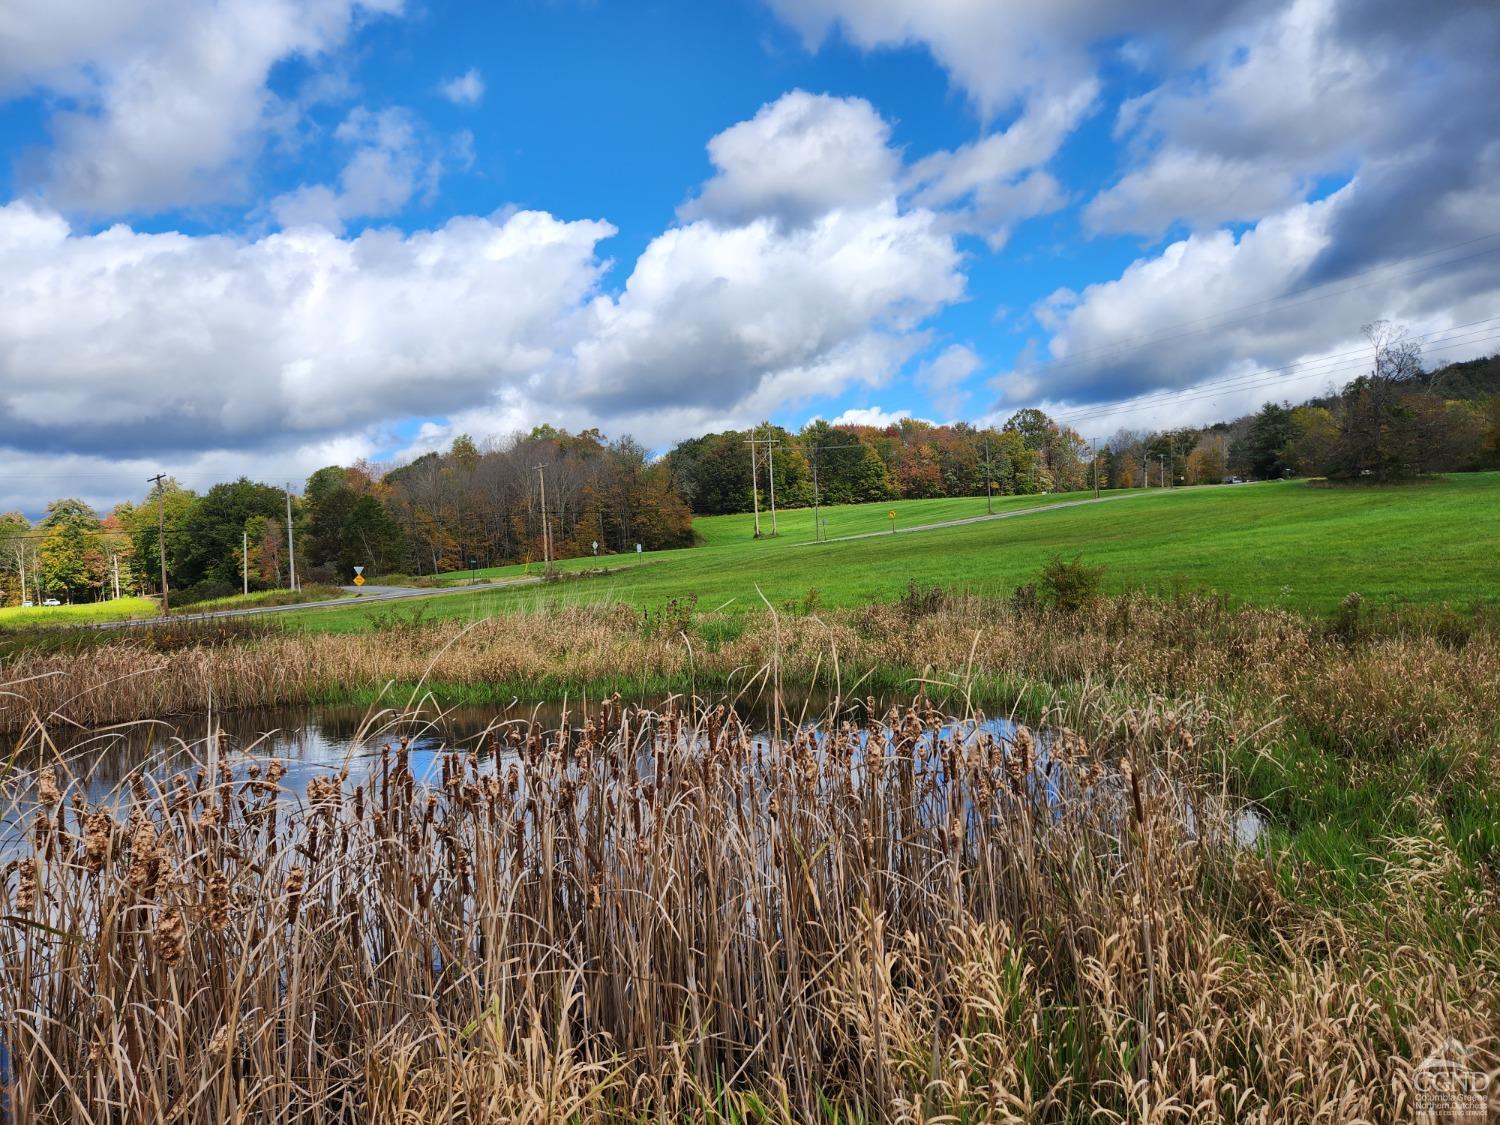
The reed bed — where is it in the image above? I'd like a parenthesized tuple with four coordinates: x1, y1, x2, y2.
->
(5, 595, 1500, 761)
(1, 695, 1495, 1123)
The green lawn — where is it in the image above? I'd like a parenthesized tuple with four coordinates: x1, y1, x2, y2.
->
(0, 596, 159, 629)
(286, 474, 1500, 633)
(171, 585, 350, 614)
(691, 487, 1120, 546)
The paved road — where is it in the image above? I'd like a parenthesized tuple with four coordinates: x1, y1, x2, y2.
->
(83, 487, 1221, 629)
(802, 489, 1164, 546)
(91, 575, 543, 630)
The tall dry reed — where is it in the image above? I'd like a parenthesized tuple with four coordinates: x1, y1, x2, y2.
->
(1, 695, 1494, 1122)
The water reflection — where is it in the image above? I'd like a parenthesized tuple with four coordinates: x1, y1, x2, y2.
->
(2, 697, 1264, 854)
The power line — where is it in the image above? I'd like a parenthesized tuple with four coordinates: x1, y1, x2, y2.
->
(1065, 335, 1500, 439)
(1015, 234, 1500, 380)
(1060, 330, 1500, 436)
(1051, 322, 1500, 431)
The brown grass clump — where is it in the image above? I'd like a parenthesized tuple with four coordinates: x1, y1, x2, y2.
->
(5, 594, 1498, 776)
(1, 698, 1494, 1123)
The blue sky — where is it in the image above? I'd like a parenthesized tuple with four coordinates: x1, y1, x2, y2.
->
(1, 0, 1497, 514)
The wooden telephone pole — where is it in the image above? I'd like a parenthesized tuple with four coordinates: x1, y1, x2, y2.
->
(285, 484, 298, 591)
(536, 464, 554, 575)
(744, 435, 779, 537)
(745, 437, 762, 538)
(148, 473, 169, 614)
(984, 438, 994, 515)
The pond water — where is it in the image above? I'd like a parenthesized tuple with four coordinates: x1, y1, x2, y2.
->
(2, 696, 1264, 853)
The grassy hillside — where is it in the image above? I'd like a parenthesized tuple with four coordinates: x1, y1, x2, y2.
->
(0, 596, 158, 629)
(691, 487, 1118, 545)
(288, 474, 1500, 632)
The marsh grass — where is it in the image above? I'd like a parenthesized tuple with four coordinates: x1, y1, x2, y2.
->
(2, 690, 1494, 1123)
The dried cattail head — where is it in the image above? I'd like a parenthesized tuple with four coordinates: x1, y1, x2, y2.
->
(307, 775, 341, 810)
(127, 820, 162, 898)
(156, 906, 185, 966)
(207, 871, 230, 931)
(83, 811, 112, 874)
(15, 857, 38, 912)
(284, 865, 306, 927)
(37, 767, 61, 807)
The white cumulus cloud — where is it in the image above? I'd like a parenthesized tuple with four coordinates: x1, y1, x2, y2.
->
(439, 68, 484, 106)
(1, 0, 405, 216)
(0, 91, 968, 507)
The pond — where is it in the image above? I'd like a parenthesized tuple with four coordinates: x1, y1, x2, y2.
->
(2, 695, 1264, 854)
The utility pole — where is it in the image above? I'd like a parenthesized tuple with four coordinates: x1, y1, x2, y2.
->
(111, 551, 121, 600)
(148, 473, 169, 614)
(745, 436, 762, 538)
(285, 484, 298, 592)
(536, 464, 553, 575)
(983, 438, 994, 515)
(243, 529, 249, 596)
(765, 434, 780, 537)
(809, 444, 821, 542)
(1092, 438, 1100, 499)
(1167, 438, 1174, 489)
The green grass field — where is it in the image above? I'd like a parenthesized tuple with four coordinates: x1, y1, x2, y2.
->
(171, 584, 351, 614)
(0, 596, 159, 629)
(288, 474, 1500, 633)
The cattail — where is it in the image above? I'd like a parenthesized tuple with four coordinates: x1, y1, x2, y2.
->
(156, 906, 185, 966)
(207, 871, 230, 930)
(37, 766, 61, 807)
(83, 811, 111, 873)
(15, 858, 38, 912)
(284, 865, 306, 926)
(127, 819, 162, 898)
(207, 1023, 233, 1058)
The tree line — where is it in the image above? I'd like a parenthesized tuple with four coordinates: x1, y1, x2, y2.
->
(4, 329, 1497, 607)
(1, 428, 693, 607)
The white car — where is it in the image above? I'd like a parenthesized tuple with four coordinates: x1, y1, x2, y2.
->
(21, 600, 33, 607)
(41, 598, 61, 606)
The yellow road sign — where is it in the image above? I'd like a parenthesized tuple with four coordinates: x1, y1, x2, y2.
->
(888, 510, 897, 519)
(353, 575, 365, 586)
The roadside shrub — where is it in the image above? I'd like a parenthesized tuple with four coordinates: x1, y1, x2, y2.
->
(1037, 555, 1106, 611)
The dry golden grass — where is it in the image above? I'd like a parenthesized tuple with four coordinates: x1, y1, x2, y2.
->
(2, 692, 1496, 1123)
(4, 594, 1499, 773)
